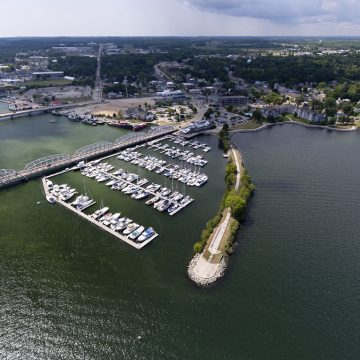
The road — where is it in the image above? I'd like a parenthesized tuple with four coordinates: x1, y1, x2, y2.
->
(93, 44, 103, 101)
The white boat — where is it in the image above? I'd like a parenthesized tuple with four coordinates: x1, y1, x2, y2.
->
(77, 199, 95, 211)
(103, 213, 121, 227)
(168, 203, 179, 213)
(46, 194, 56, 204)
(109, 213, 121, 225)
(137, 227, 156, 242)
(146, 196, 159, 205)
(100, 212, 113, 222)
(157, 200, 171, 212)
(133, 191, 149, 200)
(123, 223, 140, 235)
(106, 179, 117, 186)
(60, 191, 76, 201)
(115, 218, 132, 231)
(72, 195, 89, 206)
(129, 226, 145, 240)
(91, 207, 109, 220)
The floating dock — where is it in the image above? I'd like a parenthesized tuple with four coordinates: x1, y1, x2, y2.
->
(42, 178, 159, 249)
(83, 166, 194, 215)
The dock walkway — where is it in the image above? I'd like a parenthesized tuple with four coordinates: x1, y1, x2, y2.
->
(41, 178, 158, 249)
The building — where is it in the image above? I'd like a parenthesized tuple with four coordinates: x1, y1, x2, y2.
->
(29, 56, 49, 71)
(216, 96, 249, 107)
(32, 71, 64, 80)
(156, 89, 186, 100)
(261, 105, 326, 123)
(52, 47, 93, 56)
(181, 119, 214, 134)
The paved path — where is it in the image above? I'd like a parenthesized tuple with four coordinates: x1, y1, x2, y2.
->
(209, 210, 231, 255)
(191, 209, 231, 280)
(231, 148, 242, 191)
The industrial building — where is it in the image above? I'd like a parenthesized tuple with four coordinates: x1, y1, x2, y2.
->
(32, 71, 64, 80)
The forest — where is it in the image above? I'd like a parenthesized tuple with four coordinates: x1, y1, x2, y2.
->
(232, 54, 360, 86)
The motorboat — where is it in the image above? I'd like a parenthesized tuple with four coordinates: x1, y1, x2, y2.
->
(132, 191, 149, 200)
(72, 195, 89, 206)
(145, 196, 159, 205)
(46, 194, 56, 204)
(91, 207, 109, 220)
(168, 203, 180, 213)
(137, 227, 156, 242)
(77, 199, 95, 211)
(157, 200, 171, 212)
(115, 218, 133, 232)
(123, 223, 140, 235)
(106, 179, 117, 186)
(129, 226, 145, 240)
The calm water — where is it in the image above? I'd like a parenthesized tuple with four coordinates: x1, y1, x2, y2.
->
(0, 114, 128, 170)
(1, 120, 359, 359)
(0, 101, 9, 114)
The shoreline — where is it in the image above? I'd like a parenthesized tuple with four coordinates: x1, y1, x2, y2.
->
(230, 120, 358, 134)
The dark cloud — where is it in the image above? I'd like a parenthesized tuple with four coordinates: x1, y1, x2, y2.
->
(184, 0, 360, 23)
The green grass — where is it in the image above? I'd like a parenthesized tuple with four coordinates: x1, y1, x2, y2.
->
(24, 79, 73, 88)
(232, 120, 262, 130)
(284, 114, 309, 124)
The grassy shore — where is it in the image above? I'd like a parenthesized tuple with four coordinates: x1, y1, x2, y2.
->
(193, 145, 254, 258)
(232, 120, 263, 130)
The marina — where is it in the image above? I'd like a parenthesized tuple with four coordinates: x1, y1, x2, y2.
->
(116, 148, 208, 187)
(77, 160, 195, 216)
(42, 177, 159, 249)
(35, 130, 213, 250)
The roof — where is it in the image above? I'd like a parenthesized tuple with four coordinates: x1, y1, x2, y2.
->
(32, 71, 64, 75)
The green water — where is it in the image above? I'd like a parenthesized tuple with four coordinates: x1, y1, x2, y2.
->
(1, 120, 359, 359)
(0, 114, 128, 170)
(0, 101, 9, 114)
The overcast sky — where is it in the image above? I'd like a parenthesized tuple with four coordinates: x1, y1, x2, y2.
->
(1, 0, 360, 36)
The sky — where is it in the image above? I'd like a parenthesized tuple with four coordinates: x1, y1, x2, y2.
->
(1, 0, 360, 36)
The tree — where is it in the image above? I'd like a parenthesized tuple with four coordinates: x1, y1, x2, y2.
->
(342, 102, 353, 115)
(226, 105, 234, 113)
(325, 96, 336, 108)
(204, 107, 214, 119)
(252, 109, 263, 122)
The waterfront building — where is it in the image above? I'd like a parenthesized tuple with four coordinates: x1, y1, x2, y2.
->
(181, 119, 214, 134)
(261, 105, 327, 123)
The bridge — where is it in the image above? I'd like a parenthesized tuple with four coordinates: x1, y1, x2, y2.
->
(0, 125, 176, 189)
(0, 102, 96, 121)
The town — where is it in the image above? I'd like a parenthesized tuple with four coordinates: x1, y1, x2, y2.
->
(1, 37, 360, 136)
